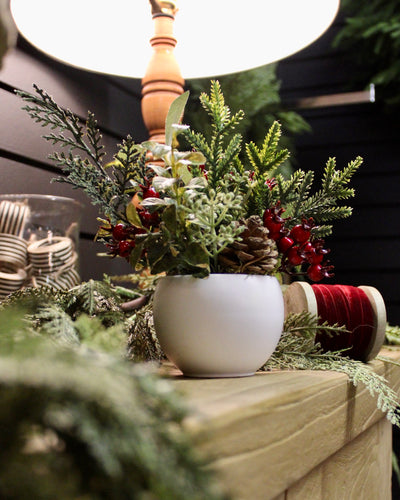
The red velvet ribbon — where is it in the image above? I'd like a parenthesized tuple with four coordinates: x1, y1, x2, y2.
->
(312, 284, 374, 361)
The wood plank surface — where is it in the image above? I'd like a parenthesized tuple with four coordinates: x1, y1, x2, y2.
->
(286, 418, 391, 500)
(166, 348, 400, 499)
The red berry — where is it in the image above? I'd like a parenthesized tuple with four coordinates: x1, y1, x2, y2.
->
(286, 245, 304, 266)
(290, 224, 311, 244)
(142, 186, 160, 199)
(268, 230, 282, 241)
(118, 240, 135, 258)
(264, 178, 277, 190)
(307, 263, 334, 282)
(278, 236, 294, 254)
(307, 264, 324, 282)
(304, 239, 329, 265)
(263, 203, 287, 234)
(112, 223, 129, 241)
(199, 165, 208, 179)
(140, 209, 159, 228)
(266, 219, 283, 234)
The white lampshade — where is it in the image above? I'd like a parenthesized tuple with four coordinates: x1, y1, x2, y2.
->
(10, 0, 340, 79)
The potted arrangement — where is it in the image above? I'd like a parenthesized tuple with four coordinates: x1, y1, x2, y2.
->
(18, 81, 362, 377)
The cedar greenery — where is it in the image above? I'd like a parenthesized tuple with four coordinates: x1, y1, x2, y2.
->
(18, 81, 361, 277)
(265, 311, 400, 427)
(0, 317, 226, 499)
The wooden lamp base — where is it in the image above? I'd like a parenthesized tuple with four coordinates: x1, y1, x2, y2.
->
(141, 1, 184, 144)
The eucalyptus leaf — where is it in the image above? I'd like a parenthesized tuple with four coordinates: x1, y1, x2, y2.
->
(126, 203, 144, 228)
(141, 141, 171, 158)
(148, 164, 172, 177)
(152, 176, 179, 191)
(177, 164, 192, 185)
(165, 91, 190, 147)
(181, 242, 210, 269)
(182, 151, 206, 165)
(187, 177, 207, 189)
(141, 197, 167, 208)
(129, 240, 145, 269)
(162, 204, 178, 232)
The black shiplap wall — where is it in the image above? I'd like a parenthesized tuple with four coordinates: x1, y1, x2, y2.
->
(0, 42, 147, 281)
(278, 16, 400, 326)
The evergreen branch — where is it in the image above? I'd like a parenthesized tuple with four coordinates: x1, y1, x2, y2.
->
(264, 312, 400, 427)
(0, 332, 227, 499)
(287, 170, 315, 220)
(86, 111, 106, 164)
(50, 152, 122, 221)
(31, 305, 80, 346)
(272, 170, 308, 209)
(245, 121, 290, 176)
(199, 81, 244, 134)
(17, 85, 109, 177)
(278, 156, 362, 226)
(183, 129, 213, 162)
(321, 156, 362, 200)
(385, 323, 400, 345)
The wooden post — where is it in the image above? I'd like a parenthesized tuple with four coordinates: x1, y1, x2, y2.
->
(141, 1, 184, 143)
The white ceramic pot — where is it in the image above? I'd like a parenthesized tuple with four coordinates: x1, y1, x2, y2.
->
(153, 274, 284, 378)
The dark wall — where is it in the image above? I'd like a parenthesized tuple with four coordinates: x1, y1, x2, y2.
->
(278, 17, 400, 326)
(0, 42, 147, 281)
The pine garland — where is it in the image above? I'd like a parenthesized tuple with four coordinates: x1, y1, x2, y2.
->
(0, 329, 226, 500)
(264, 312, 400, 427)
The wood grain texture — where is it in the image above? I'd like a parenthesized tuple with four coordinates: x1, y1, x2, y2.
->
(168, 348, 400, 500)
(286, 418, 391, 500)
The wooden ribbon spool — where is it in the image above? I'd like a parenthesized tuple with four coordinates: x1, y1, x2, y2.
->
(284, 282, 387, 362)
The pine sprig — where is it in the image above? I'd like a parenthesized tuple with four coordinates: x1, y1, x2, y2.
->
(199, 80, 244, 134)
(0, 332, 227, 499)
(245, 120, 290, 175)
(184, 81, 245, 192)
(264, 312, 400, 427)
(31, 304, 80, 346)
(268, 156, 363, 235)
(385, 324, 400, 345)
(17, 85, 130, 222)
(17, 85, 107, 174)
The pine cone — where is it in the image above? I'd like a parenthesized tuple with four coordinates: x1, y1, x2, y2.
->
(127, 299, 164, 363)
(218, 215, 278, 274)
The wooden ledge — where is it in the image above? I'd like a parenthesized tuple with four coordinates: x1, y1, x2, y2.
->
(163, 348, 400, 500)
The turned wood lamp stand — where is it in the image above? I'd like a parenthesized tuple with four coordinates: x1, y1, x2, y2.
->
(141, 0, 184, 144)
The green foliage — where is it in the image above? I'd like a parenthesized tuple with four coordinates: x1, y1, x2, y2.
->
(385, 324, 400, 345)
(19, 81, 360, 278)
(264, 312, 400, 427)
(334, 0, 400, 108)
(16, 86, 146, 224)
(0, 326, 226, 499)
(1, 281, 128, 356)
(185, 65, 311, 174)
(183, 81, 246, 193)
(272, 156, 363, 237)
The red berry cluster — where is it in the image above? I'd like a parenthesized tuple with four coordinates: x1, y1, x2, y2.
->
(263, 203, 334, 282)
(103, 184, 161, 259)
(105, 223, 145, 259)
(138, 183, 161, 229)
